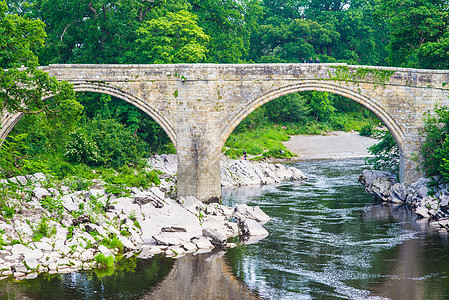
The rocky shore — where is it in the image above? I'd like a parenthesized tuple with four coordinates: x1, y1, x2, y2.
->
(0, 155, 306, 280)
(359, 170, 449, 230)
(148, 154, 307, 187)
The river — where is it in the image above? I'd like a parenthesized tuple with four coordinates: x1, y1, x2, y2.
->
(2, 158, 449, 299)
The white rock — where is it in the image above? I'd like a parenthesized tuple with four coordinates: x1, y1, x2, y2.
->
(152, 232, 191, 246)
(34, 241, 53, 251)
(24, 258, 39, 270)
(118, 236, 137, 250)
(98, 245, 111, 255)
(33, 187, 51, 200)
(182, 242, 197, 252)
(235, 204, 270, 223)
(241, 219, 269, 237)
(12, 245, 43, 259)
(191, 237, 214, 249)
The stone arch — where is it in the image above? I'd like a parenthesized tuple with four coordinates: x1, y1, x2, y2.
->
(1, 83, 177, 147)
(220, 81, 405, 153)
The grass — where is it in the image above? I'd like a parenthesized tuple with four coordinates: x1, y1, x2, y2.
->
(32, 218, 57, 242)
(100, 235, 124, 251)
(95, 253, 115, 268)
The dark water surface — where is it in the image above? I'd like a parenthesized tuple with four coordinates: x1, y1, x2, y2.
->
(2, 158, 449, 299)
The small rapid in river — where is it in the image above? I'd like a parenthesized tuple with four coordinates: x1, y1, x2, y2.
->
(2, 158, 449, 299)
(222, 158, 449, 299)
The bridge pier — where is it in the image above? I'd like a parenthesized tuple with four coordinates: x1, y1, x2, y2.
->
(399, 136, 423, 185)
(176, 123, 222, 203)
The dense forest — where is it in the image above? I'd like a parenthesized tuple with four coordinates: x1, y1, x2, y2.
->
(1, 0, 449, 179)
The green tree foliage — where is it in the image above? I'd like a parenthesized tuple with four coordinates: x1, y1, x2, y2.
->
(71, 118, 148, 168)
(419, 105, 449, 182)
(365, 127, 399, 172)
(190, 0, 263, 63)
(254, 18, 340, 63)
(0, 134, 29, 177)
(0, 1, 78, 117)
(306, 91, 336, 122)
(377, 0, 449, 68)
(76, 92, 173, 153)
(131, 10, 209, 63)
(264, 93, 311, 123)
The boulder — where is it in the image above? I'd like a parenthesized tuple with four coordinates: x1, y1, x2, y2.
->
(415, 206, 431, 219)
(390, 183, 406, 203)
(359, 170, 396, 194)
(191, 236, 214, 249)
(24, 258, 39, 270)
(152, 232, 191, 246)
(33, 187, 50, 201)
(238, 219, 269, 237)
(202, 228, 227, 247)
(134, 191, 164, 208)
(234, 204, 270, 223)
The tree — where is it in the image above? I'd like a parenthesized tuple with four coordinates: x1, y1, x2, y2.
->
(253, 18, 340, 63)
(377, 0, 449, 68)
(130, 10, 209, 63)
(0, 0, 79, 119)
(365, 127, 399, 172)
(190, 0, 263, 63)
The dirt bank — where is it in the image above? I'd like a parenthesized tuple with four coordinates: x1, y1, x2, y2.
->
(283, 131, 377, 160)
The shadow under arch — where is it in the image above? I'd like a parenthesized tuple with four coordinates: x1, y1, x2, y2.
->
(0, 83, 177, 147)
(220, 81, 405, 153)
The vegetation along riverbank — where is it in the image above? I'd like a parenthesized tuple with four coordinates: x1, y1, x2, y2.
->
(358, 104, 449, 233)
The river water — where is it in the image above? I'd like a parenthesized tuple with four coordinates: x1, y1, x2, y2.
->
(2, 158, 449, 299)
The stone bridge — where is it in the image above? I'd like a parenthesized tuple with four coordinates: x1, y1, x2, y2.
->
(1, 63, 449, 202)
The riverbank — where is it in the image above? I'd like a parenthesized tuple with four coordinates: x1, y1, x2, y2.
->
(359, 170, 449, 230)
(0, 156, 307, 280)
(283, 131, 377, 160)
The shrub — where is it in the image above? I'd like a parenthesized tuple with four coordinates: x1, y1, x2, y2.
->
(359, 124, 373, 137)
(100, 235, 123, 251)
(83, 118, 148, 168)
(365, 127, 399, 172)
(32, 218, 57, 241)
(40, 197, 64, 216)
(95, 253, 115, 268)
(64, 131, 100, 165)
(420, 105, 449, 182)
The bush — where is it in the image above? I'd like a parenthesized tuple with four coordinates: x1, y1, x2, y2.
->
(420, 105, 449, 182)
(359, 124, 373, 137)
(64, 131, 100, 165)
(83, 118, 148, 168)
(95, 253, 115, 268)
(0, 134, 29, 178)
(32, 218, 57, 241)
(100, 235, 123, 251)
(365, 127, 399, 172)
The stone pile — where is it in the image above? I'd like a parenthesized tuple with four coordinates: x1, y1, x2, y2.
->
(0, 172, 270, 280)
(148, 154, 307, 187)
(359, 170, 449, 229)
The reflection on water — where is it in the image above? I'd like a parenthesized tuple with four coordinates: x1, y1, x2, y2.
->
(0, 251, 258, 300)
(146, 251, 259, 300)
(2, 158, 449, 299)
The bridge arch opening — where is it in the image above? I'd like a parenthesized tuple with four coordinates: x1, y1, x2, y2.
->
(1, 86, 176, 177)
(220, 82, 404, 176)
(221, 82, 404, 154)
(1, 84, 177, 148)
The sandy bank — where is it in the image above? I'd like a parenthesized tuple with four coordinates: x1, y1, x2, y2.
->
(283, 131, 377, 160)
